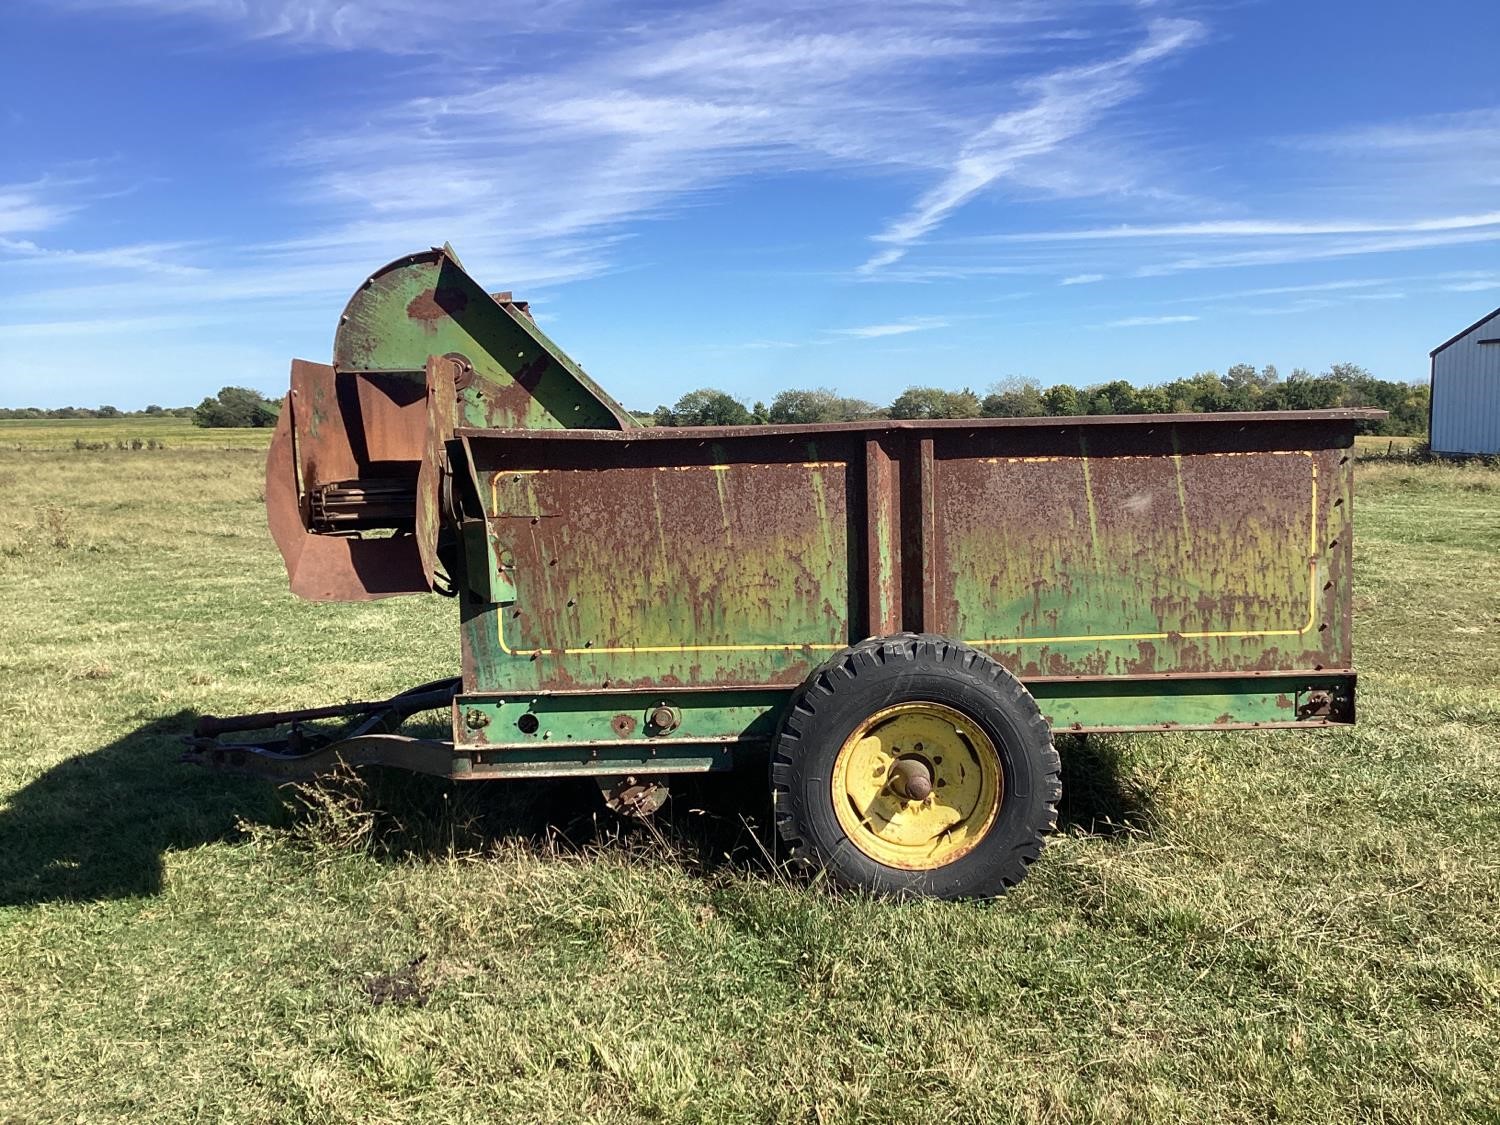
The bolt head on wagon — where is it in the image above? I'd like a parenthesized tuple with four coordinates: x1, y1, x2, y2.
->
(188, 245, 1382, 900)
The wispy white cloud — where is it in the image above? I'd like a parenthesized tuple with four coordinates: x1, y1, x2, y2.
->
(983, 210, 1500, 242)
(827, 317, 950, 338)
(855, 263, 1036, 284)
(1301, 107, 1500, 152)
(0, 181, 79, 236)
(1276, 108, 1500, 224)
(0, 313, 211, 338)
(1102, 314, 1197, 327)
(1171, 278, 1397, 303)
(1136, 227, 1500, 276)
(0, 236, 206, 276)
(1444, 278, 1500, 293)
(0, 5, 1063, 309)
(53, 0, 560, 53)
(1242, 301, 1336, 317)
(233, 2, 1159, 295)
(1213, 287, 1407, 318)
(1060, 272, 1105, 284)
(860, 17, 1205, 272)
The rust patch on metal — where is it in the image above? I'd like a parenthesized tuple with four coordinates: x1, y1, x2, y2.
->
(611, 713, 638, 738)
(268, 361, 428, 601)
(406, 285, 469, 324)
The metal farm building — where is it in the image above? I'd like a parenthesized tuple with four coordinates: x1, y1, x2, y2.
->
(1430, 306, 1500, 456)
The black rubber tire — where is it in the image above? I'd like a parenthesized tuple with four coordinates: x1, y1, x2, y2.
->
(770, 633, 1061, 900)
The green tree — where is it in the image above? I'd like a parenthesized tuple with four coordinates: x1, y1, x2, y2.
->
(1161, 370, 1256, 413)
(980, 378, 1046, 418)
(193, 387, 278, 428)
(1224, 363, 1273, 392)
(1085, 380, 1142, 415)
(1042, 384, 1085, 416)
(1320, 362, 1429, 435)
(1262, 373, 1344, 412)
(767, 388, 879, 424)
(1135, 385, 1172, 414)
(888, 386, 982, 420)
(653, 389, 752, 427)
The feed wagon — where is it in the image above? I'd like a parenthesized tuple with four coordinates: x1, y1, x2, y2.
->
(190, 246, 1381, 899)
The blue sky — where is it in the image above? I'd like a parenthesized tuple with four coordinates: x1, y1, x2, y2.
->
(2, 0, 1499, 411)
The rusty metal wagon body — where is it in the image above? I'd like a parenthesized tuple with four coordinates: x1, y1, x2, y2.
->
(192, 246, 1378, 897)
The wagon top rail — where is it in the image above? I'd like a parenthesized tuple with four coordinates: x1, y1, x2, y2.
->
(456, 407, 1387, 443)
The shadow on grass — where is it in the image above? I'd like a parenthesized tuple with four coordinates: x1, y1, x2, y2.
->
(284, 750, 781, 883)
(0, 719, 1156, 906)
(1054, 734, 1156, 838)
(0, 711, 278, 906)
(0, 710, 766, 905)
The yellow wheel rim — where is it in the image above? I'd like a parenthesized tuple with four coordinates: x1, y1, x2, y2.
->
(830, 702, 1002, 870)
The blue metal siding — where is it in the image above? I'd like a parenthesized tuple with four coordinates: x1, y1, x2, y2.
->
(1431, 316, 1500, 455)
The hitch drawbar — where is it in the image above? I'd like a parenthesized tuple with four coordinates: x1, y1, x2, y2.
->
(184, 679, 460, 780)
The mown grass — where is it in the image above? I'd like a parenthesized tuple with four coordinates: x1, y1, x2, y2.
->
(1, 432, 1498, 1122)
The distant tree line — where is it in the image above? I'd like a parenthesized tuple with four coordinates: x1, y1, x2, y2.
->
(0, 403, 196, 420)
(0, 387, 281, 428)
(4, 366, 1430, 436)
(647, 362, 1429, 437)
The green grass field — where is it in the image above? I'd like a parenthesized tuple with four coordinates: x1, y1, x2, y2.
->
(1, 425, 1497, 1123)
(0, 416, 273, 450)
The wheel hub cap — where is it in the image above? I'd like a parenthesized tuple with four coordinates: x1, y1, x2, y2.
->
(830, 702, 1002, 870)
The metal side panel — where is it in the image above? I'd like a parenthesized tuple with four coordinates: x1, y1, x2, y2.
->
(458, 415, 1361, 703)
